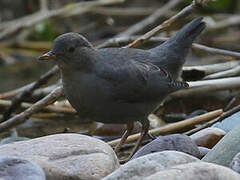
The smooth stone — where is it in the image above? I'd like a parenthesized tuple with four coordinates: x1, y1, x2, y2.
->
(0, 133, 119, 180)
(230, 152, 240, 173)
(144, 162, 240, 180)
(212, 111, 240, 132)
(190, 127, 226, 148)
(0, 156, 45, 180)
(131, 134, 201, 160)
(0, 136, 30, 145)
(202, 123, 240, 167)
(198, 146, 211, 159)
(103, 151, 199, 180)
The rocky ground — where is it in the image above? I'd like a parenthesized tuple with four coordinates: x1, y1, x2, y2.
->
(0, 122, 240, 179)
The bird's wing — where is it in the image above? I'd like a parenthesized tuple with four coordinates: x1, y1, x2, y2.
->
(96, 52, 187, 103)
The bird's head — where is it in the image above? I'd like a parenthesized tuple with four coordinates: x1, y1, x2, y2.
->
(38, 33, 93, 67)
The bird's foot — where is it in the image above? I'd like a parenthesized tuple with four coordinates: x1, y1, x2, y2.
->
(147, 132, 156, 140)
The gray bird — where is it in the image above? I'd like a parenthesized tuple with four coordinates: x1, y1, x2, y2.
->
(39, 17, 206, 160)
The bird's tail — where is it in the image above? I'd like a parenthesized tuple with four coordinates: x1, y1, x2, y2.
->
(150, 17, 206, 80)
(169, 17, 206, 48)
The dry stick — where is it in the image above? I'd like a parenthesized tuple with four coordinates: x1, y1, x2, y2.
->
(99, 36, 240, 59)
(185, 104, 240, 135)
(183, 61, 239, 76)
(31, 83, 60, 99)
(0, 113, 68, 121)
(192, 43, 240, 59)
(204, 66, 240, 80)
(126, 1, 196, 48)
(0, 82, 60, 100)
(0, 84, 34, 99)
(40, 0, 48, 11)
(0, 86, 63, 132)
(207, 15, 240, 32)
(108, 109, 223, 146)
(0, 99, 76, 114)
(116, 0, 183, 37)
(0, 0, 124, 40)
(2, 66, 59, 122)
(90, 7, 157, 16)
(171, 77, 240, 99)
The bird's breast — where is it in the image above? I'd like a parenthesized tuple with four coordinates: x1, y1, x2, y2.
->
(62, 71, 113, 116)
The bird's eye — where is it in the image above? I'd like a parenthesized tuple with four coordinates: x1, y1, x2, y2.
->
(68, 47, 75, 53)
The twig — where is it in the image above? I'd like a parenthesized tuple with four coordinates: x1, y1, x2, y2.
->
(108, 109, 223, 146)
(31, 83, 60, 99)
(207, 15, 240, 32)
(0, 99, 76, 114)
(0, 84, 34, 99)
(183, 61, 239, 76)
(0, 113, 70, 120)
(185, 103, 240, 135)
(40, 0, 48, 12)
(204, 66, 240, 79)
(0, 0, 124, 40)
(0, 86, 64, 132)
(2, 66, 59, 121)
(171, 77, 240, 99)
(0, 82, 60, 100)
(192, 43, 240, 59)
(0, 41, 52, 51)
(90, 7, 157, 16)
(116, 0, 183, 37)
(126, 0, 200, 48)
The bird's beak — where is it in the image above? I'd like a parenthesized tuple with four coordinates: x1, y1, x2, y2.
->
(38, 51, 56, 61)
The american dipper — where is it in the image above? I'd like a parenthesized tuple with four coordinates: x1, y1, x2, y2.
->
(39, 17, 206, 160)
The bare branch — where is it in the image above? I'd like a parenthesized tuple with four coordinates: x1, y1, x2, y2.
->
(185, 103, 240, 135)
(0, 86, 64, 132)
(126, 0, 214, 48)
(204, 66, 240, 79)
(2, 66, 59, 121)
(0, 0, 125, 40)
(171, 77, 240, 99)
(207, 15, 240, 32)
(116, 0, 183, 37)
(90, 7, 157, 16)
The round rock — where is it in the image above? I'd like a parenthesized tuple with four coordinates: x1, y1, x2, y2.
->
(198, 146, 211, 159)
(103, 151, 199, 180)
(202, 123, 240, 167)
(230, 152, 240, 173)
(0, 133, 119, 180)
(0, 156, 45, 180)
(144, 162, 240, 180)
(131, 134, 201, 160)
(212, 111, 240, 132)
(190, 127, 226, 148)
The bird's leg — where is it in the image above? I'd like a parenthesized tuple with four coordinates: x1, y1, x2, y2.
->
(114, 123, 134, 153)
(147, 132, 156, 140)
(125, 120, 150, 161)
